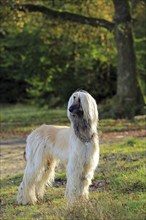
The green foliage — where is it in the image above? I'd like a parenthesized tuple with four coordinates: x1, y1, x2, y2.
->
(0, 0, 145, 109)
(133, 2, 146, 101)
(0, 24, 117, 106)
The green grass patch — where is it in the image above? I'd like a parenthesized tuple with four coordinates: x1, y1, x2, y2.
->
(0, 104, 68, 138)
(99, 116, 145, 133)
(0, 104, 68, 126)
(1, 137, 146, 219)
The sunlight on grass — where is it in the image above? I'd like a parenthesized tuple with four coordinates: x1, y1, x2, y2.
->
(0, 104, 145, 139)
(1, 137, 146, 220)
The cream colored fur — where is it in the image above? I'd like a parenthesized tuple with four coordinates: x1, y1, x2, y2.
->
(17, 91, 99, 206)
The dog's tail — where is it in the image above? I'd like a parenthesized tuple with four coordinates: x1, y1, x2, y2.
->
(23, 140, 30, 161)
(23, 150, 26, 161)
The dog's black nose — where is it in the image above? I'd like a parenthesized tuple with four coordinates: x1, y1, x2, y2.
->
(69, 105, 79, 114)
(69, 106, 74, 113)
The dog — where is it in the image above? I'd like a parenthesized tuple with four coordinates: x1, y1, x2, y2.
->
(17, 90, 99, 206)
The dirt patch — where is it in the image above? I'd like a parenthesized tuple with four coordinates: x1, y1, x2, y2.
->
(100, 129, 146, 144)
(0, 141, 26, 179)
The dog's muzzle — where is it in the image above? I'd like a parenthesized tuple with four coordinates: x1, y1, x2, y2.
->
(69, 104, 83, 117)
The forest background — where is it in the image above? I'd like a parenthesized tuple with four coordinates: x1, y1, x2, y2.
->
(0, 0, 146, 119)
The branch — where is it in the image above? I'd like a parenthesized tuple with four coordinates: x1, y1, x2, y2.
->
(13, 4, 114, 31)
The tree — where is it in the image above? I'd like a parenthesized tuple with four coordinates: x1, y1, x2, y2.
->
(112, 0, 144, 118)
(11, 0, 145, 118)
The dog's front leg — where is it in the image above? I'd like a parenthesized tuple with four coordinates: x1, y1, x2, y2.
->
(65, 143, 88, 206)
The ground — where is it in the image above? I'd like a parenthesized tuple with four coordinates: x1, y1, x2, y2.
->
(1, 129, 145, 179)
(0, 104, 146, 220)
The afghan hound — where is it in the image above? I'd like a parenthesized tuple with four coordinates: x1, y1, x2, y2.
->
(17, 90, 99, 206)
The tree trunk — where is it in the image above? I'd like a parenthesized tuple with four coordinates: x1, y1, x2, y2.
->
(113, 0, 144, 118)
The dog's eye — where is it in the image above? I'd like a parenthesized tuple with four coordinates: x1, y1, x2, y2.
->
(73, 96, 76, 100)
(78, 98, 80, 103)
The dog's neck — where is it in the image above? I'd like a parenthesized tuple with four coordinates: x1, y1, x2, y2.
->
(79, 132, 95, 143)
(72, 116, 96, 143)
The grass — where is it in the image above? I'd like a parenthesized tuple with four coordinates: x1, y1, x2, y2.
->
(0, 104, 68, 139)
(1, 138, 145, 220)
(0, 104, 145, 139)
(0, 104, 146, 219)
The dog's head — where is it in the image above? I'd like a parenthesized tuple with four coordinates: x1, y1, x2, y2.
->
(67, 90, 98, 124)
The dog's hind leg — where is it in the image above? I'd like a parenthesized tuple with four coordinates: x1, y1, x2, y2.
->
(17, 141, 47, 205)
(36, 158, 58, 201)
(17, 160, 39, 205)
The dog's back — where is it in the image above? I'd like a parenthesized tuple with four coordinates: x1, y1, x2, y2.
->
(26, 124, 71, 162)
